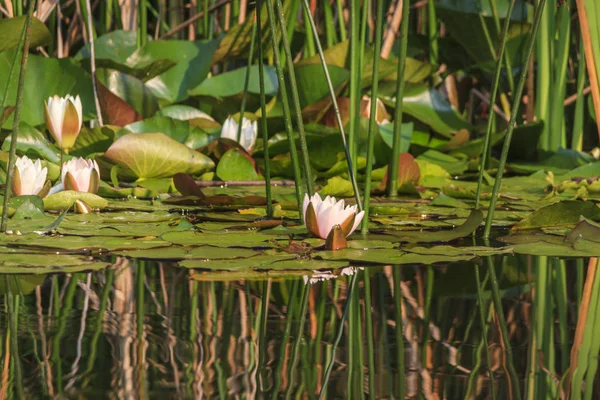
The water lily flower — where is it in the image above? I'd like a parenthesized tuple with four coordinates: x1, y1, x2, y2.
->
(61, 158, 100, 194)
(44, 94, 83, 152)
(11, 156, 49, 197)
(220, 116, 258, 153)
(303, 194, 364, 250)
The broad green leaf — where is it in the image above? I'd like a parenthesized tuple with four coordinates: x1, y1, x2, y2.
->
(190, 65, 278, 97)
(162, 230, 286, 248)
(388, 209, 483, 242)
(417, 149, 468, 176)
(1, 122, 61, 163)
(43, 191, 109, 211)
(121, 116, 215, 148)
(96, 69, 159, 118)
(379, 82, 471, 136)
(102, 132, 215, 180)
(512, 200, 600, 230)
(316, 248, 475, 264)
(0, 52, 95, 128)
(319, 176, 355, 197)
(216, 149, 259, 181)
(0, 16, 51, 52)
(0, 253, 108, 274)
(126, 39, 220, 103)
(70, 125, 120, 157)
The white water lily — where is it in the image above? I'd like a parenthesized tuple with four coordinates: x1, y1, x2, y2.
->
(44, 94, 83, 152)
(62, 158, 100, 194)
(302, 194, 364, 240)
(11, 156, 49, 197)
(220, 116, 258, 153)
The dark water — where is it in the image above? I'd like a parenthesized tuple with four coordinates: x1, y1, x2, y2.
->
(0, 255, 595, 399)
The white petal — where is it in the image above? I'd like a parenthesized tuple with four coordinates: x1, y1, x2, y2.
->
(349, 210, 365, 236)
(220, 117, 238, 141)
(302, 193, 310, 221)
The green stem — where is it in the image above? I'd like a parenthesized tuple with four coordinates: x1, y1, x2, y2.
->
(483, 0, 548, 238)
(535, 0, 553, 151)
(361, 0, 384, 233)
(302, 6, 316, 58)
(393, 267, 405, 399)
(138, 0, 148, 47)
(486, 256, 522, 399)
(319, 273, 359, 399)
(363, 269, 376, 399)
(348, 0, 360, 175)
(572, 39, 587, 151)
(258, 279, 270, 393)
(237, 18, 258, 142)
(387, 0, 410, 196)
(265, 0, 305, 211)
(1, 0, 35, 233)
(256, 1, 273, 217)
(284, 283, 310, 400)
(427, 0, 438, 68)
(301, 0, 362, 209)
(274, 0, 314, 198)
(549, 2, 570, 151)
(487, 0, 515, 93)
(474, 264, 496, 397)
(336, 0, 347, 42)
(474, 0, 516, 210)
(324, 0, 337, 47)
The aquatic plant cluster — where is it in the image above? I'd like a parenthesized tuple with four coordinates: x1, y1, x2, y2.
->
(0, 0, 600, 397)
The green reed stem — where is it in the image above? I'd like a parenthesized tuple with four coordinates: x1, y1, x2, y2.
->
(281, 0, 301, 68)
(319, 272, 359, 399)
(301, 0, 362, 209)
(392, 267, 405, 398)
(236, 19, 257, 143)
(52, 275, 79, 394)
(421, 266, 434, 372)
(7, 289, 22, 399)
(487, 0, 515, 93)
(274, 0, 314, 198)
(377, 273, 395, 399)
(324, 0, 337, 47)
(486, 256, 521, 399)
(348, 274, 364, 397)
(549, 3, 570, 150)
(361, 0, 384, 233)
(474, 264, 496, 398)
(1, 0, 35, 233)
(302, 6, 316, 58)
(336, 0, 347, 42)
(82, 270, 114, 387)
(285, 283, 310, 400)
(483, 0, 548, 238)
(427, 0, 438, 67)
(256, 1, 273, 217)
(265, 0, 305, 211)
(138, 0, 148, 47)
(388, 0, 411, 196)
(348, 0, 360, 175)
(554, 259, 569, 373)
(535, 1, 553, 151)
(474, 0, 516, 210)
(572, 39, 586, 151)
(258, 279, 270, 393)
(272, 279, 299, 400)
(363, 269, 376, 399)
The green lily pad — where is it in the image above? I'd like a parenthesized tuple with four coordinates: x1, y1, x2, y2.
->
(216, 148, 259, 181)
(102, 132, 214, 180)
(190, 65, 278, 98)
(0, 16, 51, 52)
(388, 209, 483, 242)
(43, 191, 109, 211)
(512, 200, 600, 231)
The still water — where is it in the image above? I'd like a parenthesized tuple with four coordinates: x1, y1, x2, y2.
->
(0, 255, 594, 398)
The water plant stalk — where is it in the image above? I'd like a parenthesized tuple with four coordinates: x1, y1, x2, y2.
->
(1, 0, 35, 233)
(483, 0, 548, 238)
(319, 272, 359, 399)
(572, 39, 587, 151)
(236, 18, 257, 143)
(388, 0, 410, 196)
(474, 0, 516, 210)
(473, 264, 496, 397)
(486, 256, 521, 399)
(284, 283, 310, 400)
(392, 267, 405, 398)
(487, 0, 515, 93)
(138, 0, 148, 47)
(348, 0, 360, 175)
(427, 0, 438, 67)
(274, 0, 314, 197)
(549, 3, 570, 150)
(363, 269, 376, 398)
(361, 0, 384, 233)
(535, 2, 553, 150)
(85, 0, 104, 126)
(301, 0, 363, 209)
(256, 1, 273, 217)
(336, 0, 347, 42)
(265, 0, 305, 210)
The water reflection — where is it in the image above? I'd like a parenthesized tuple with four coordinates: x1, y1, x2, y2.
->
(0, 255, 595, 398)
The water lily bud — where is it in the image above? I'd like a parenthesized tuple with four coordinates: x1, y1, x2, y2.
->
(11, 156, 49, 197)
(61, 157, 100, 194)
(220, 116, 258, 153)
(302, 194, 364, 245)
(360, 95, 390, 125)
(44, 94, 83, 152)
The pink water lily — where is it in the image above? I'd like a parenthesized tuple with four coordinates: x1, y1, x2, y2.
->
(44, 94, 83, 152)
(62, 158, 100, 194)
(11, 156, 49, 197)
(220, 116, 258, 153)
(302, 194, 364, 240)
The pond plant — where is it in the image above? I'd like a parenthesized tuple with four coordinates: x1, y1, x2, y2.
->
(0, 0, 600, 398)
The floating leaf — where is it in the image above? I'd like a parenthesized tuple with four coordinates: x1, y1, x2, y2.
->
(512, 200, 600, 231)
(43, 191, 108, 211)
(388, 209, 483, 243)
(103, 133, 214, 180)
(216, 148, 260, 181)
(0, 16, 51, 52)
